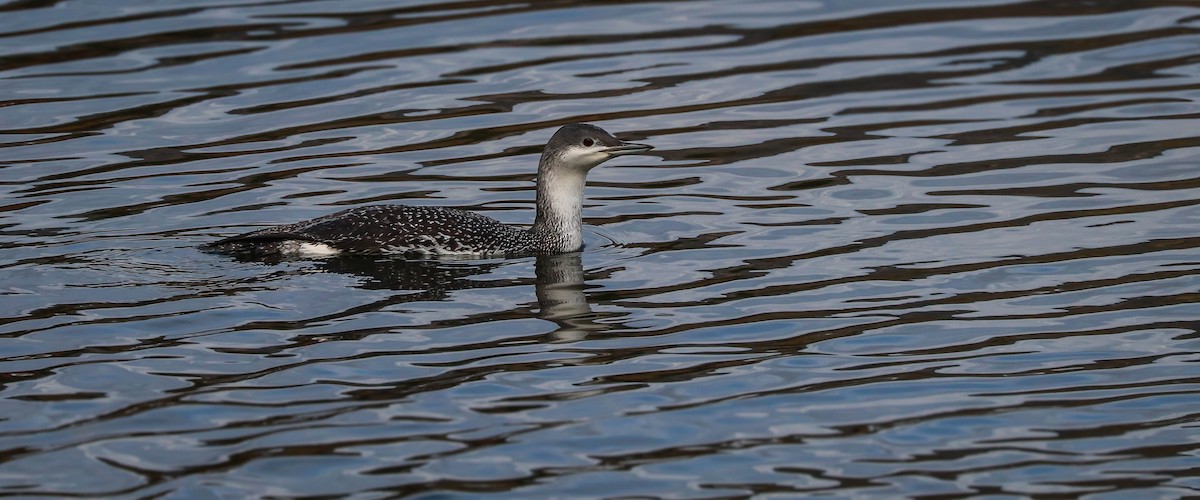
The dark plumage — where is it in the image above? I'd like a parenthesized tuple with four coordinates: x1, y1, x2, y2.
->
(203, 124, 652, 258)
(203, 205, 536, 256)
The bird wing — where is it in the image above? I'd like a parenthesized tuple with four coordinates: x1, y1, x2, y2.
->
(212, 205, 530, 254)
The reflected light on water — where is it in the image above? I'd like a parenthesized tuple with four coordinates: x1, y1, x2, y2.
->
(1, 0, 1199, 497)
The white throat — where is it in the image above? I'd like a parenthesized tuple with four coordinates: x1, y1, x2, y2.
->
(533, 166, 588, 252)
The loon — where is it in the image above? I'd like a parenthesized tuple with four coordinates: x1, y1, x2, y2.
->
(203, 123, 653, 258)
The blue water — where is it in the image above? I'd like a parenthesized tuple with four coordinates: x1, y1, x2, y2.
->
(2, 0, 1199, 497)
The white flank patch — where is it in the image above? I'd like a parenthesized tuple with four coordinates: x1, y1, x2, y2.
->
(297, 242, 341, 257)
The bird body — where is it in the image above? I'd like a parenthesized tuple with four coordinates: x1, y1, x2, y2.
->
(203, 124, 652, 258)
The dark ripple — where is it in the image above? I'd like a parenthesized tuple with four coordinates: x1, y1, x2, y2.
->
(1, 0, 1199, 497)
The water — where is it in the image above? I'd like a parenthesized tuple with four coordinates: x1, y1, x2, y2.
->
(2, 0, 1199, 497)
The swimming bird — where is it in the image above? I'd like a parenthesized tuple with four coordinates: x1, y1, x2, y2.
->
(203, 123, 653, 258)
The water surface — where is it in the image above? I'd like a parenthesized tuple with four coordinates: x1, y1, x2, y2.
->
(2, 0, 1199, 497)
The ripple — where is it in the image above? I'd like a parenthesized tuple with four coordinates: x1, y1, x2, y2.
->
(1, 0, 1198, 497)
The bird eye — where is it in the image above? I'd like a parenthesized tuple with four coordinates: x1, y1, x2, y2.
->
(582, 138, 594, 147)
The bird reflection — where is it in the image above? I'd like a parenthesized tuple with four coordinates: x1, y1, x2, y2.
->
(533, 252, 608, 342)
(303, 252, 608, 341)
(315, 255, 505, 294)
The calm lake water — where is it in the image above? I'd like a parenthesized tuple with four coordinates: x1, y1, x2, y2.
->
(3, 0, 1200, 497)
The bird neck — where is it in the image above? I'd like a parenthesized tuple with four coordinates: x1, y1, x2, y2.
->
(532, 160, 588, 252)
